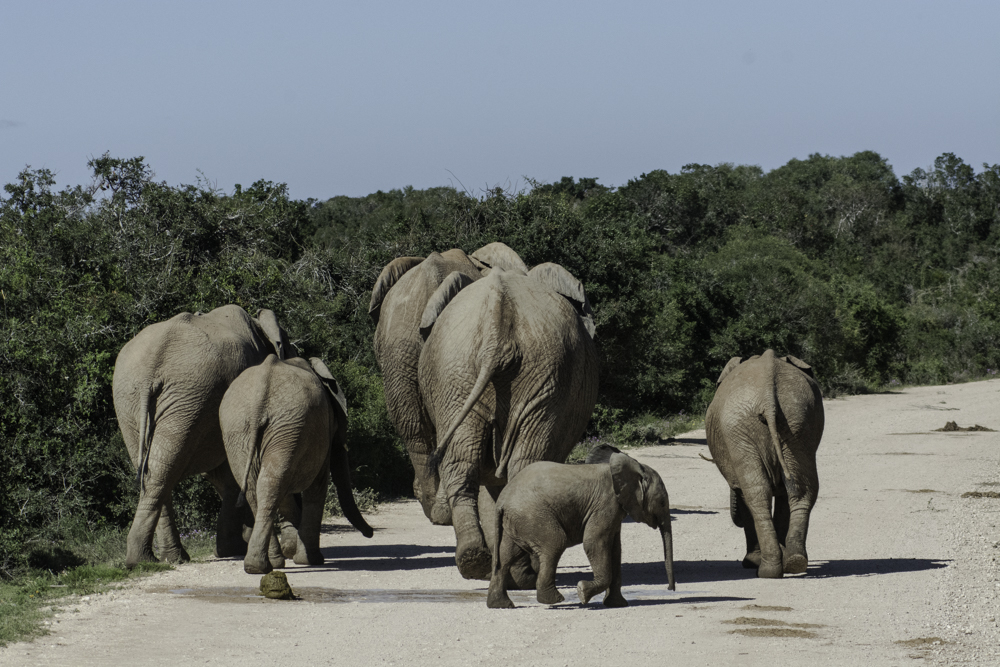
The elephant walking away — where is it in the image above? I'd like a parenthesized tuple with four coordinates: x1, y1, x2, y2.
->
(705, 349, 824, 578)
(368, 243, 527, 526)
(419, 265, 598, 580)
(487, 446, 675, 609)
(112, 305, 291, 568)
(220, 356, 373, 574)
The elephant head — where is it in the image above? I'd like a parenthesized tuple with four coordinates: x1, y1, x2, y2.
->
(255, 308, 292, 360)
(609, 452, 676, 591)
(469, 242, 528, 276)
(368, 256, 425, 325)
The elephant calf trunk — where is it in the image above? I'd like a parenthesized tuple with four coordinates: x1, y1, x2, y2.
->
(661, 525, 676, 591)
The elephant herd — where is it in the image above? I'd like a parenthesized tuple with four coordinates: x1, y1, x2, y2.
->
(112, 242, 825, 607)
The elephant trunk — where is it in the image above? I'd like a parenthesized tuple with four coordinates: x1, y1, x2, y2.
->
(329, 444, 374, 538)
(661, 524, 676, 591)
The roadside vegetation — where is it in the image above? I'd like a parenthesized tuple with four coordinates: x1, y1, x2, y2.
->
(2, 150, 999, 640)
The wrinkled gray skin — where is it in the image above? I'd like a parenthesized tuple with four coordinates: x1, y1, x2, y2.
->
(419, 266, 599, 580)
(368, 243, 527, 526)
(220, 356, 374, 574)
(113, 305, 292, 568)
(487, 447, 675, 609)
(705, 349, 824, 578)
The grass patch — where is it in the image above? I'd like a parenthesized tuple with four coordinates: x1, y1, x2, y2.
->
(0, 561, 170, 647)
(325, 486, 380, 518)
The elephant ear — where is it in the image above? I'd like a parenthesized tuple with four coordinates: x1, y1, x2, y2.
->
(309, 357, 349, 451)
(715, 356, 743, 387)
(418, 271, 477, 340)
(527, 262, 596, 339)
(585, 443, 622, 465)
(610, 453, 653, 526)
(369, 256, 425, 325)
(781, 354, 815, 378)
(256, 309, 293, 360)
(469, 242, 528, 276)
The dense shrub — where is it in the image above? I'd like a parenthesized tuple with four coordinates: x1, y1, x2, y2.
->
(3, 151, 1000, 577)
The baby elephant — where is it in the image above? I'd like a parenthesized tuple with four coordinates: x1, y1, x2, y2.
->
(220, 355, 373, 574)
(487, 445, 675, 609)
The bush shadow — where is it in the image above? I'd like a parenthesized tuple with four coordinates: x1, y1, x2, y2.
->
(317, 543, 455, 572)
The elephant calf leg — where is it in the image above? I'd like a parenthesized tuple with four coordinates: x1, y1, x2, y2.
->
(535, 551, 565, 606)
(487, 538, 521, 609)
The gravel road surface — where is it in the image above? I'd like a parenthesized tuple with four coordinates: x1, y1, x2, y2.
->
(3, 380, 999, 666)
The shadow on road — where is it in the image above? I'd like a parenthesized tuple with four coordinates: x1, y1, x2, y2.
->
(807, 558, 950, 578)
(317, 543, 455, 571)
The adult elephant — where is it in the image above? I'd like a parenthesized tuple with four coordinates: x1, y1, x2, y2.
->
(418, 265, 599, 580)
(705, 349, 824, 578)
(220, 356, 374, 574)
(368, 243, 526, 526)
(112, 305, 291, 568)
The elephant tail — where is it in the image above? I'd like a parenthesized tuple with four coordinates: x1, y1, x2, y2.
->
(135, 379, 163, 492)
(236, 420, 266, 509)
(761, 383, 795, 490)
(492, 504, 505, 579)
(429, 354, 495, 473)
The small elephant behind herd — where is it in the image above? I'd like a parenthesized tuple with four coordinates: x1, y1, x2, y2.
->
(112, 242, 824, 609)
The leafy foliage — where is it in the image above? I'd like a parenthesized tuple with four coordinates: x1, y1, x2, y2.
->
(3, 150, 1000, 579)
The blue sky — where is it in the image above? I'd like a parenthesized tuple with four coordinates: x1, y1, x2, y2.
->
(2, 1, 997, 199)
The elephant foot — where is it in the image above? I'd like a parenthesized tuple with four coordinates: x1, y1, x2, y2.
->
(215, 540, 249, 559)
(279, 528, 299, 559)
(742, 550, 762, 569)
(576, 581, 595, 605)
(603, 592, 628, 608)
(487, 592, 516, 609)
(757, 560, 784, 579)
(293, 549, 325, 567)
(159, 546, 191, 565)
(537, 587, 564, 605)
(244, 556, 274, 575)
(125, 547, 159, 570)
(783, 553, 808, 574)
(456, 546, 492, 580)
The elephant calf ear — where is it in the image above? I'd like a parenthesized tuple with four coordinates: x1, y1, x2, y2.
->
(418, 271, 476, 339)
(369, 256, 425, 325)
(309, 357, 349, 449)
(715, 356, 743, 387)
(610, 453, 652, 525)
(527, 262, 596, 338)
(585, 443, 622, 465)
(781, 354, 815, 378)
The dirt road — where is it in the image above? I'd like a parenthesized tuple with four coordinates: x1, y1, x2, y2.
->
(4, 380, 999, 666)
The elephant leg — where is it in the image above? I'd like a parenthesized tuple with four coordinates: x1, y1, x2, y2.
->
(535, 548, 565, 606)
(742, 482, 782, 578)
(277, 494, 301, 559)
(486, 533, 520, 609)
(126, 490, 164, 569)
(783, 462, 818, 575)
(440, 444, 491, 580)
(205, 463, 249, 558)
(244, 473, 286, 574)
(479, 485, 536, 590)
(293, 469, 329, 566)
(154, 496, 190, 564)
(578, 533, 616, 605)
(733, 488, 765, 569)
(602, 531, 627, 608)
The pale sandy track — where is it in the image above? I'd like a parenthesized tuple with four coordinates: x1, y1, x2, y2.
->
(4, 381, 999, 666)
